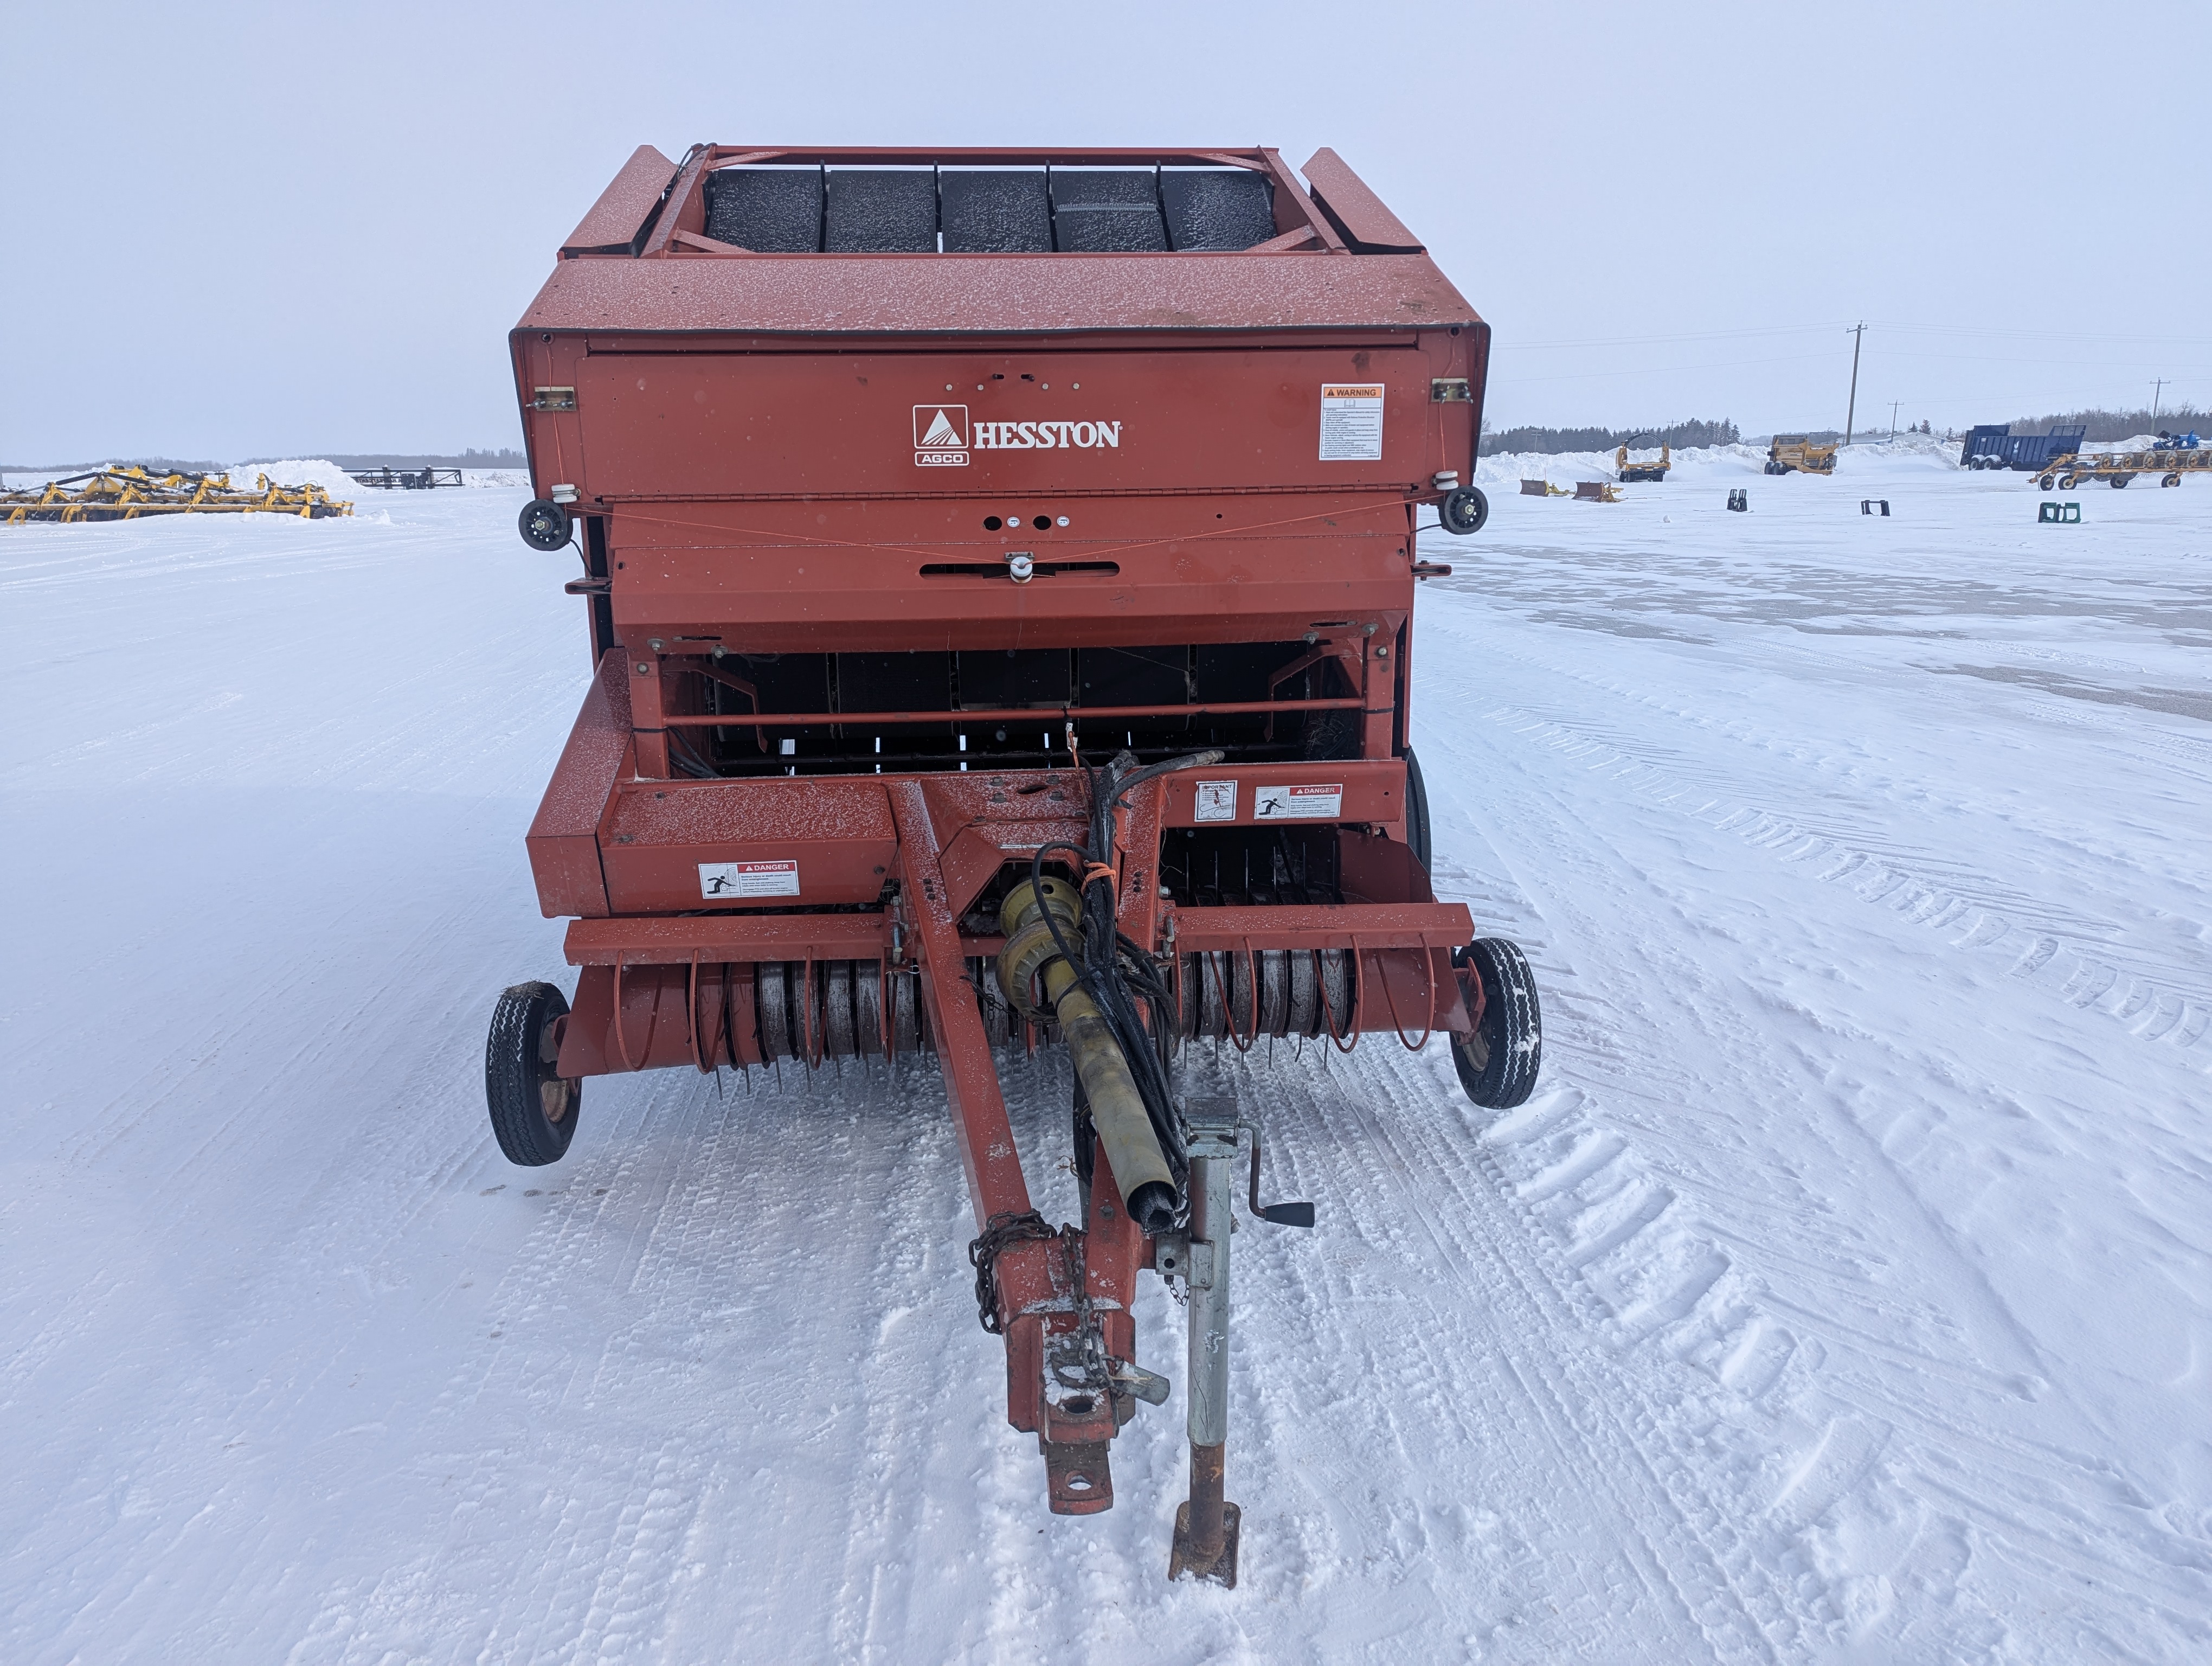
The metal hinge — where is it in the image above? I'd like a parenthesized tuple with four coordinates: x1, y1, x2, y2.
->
(532, 387, 577, 412)
(1430, 379, 1472, 403)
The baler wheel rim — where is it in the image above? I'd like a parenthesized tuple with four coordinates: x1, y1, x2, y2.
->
(485, 981, 581, 1167)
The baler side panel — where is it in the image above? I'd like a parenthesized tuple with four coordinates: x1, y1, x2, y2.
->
(1298, 149, 1425, 254)
(526, 651, 633, 919)
(562, 144, 680, 256)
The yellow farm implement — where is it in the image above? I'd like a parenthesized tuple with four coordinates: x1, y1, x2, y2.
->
(2, 466, 352, 525)
(1765, 435, 1837, 476)
(2035, 449, 2210, 490)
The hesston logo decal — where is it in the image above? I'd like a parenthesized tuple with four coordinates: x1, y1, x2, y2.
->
(972, 419, 1122, 450)
(912, 404, 1126, 466)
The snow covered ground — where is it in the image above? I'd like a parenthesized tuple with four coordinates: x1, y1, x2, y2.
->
(3, 456, 2208, 1663)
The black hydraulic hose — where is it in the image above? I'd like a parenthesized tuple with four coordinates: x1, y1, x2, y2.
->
(1030, 783, 1188, 1185)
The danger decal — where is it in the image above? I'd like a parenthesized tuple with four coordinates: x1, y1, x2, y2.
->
(698, 860, 801, 900)
(1253, 783, 1343, 820)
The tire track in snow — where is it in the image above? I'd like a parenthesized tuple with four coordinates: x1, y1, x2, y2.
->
(1477, 703, 2212, 1060)
(1409, 626, 2212, 1660)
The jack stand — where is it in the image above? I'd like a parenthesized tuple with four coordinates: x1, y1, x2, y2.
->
(1169, 1106, 1241, 1586)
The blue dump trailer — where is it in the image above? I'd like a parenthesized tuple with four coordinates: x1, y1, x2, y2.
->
(1964, 423, 2088, 471)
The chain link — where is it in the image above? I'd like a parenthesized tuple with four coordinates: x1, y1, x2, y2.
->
(967, 1210, 1056, 1334)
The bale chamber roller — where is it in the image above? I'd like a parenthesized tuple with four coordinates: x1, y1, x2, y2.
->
(489, 143, 1542, 1585)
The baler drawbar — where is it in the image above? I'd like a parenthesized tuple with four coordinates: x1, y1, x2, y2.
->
(486, 143, 1542, 1584)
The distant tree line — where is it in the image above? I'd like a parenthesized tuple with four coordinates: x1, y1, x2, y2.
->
(0, 456, 225, 475)
(1479, 418, 1740, 456)
(241, 448, 528, 469)
(2000, 406, 2209, 443)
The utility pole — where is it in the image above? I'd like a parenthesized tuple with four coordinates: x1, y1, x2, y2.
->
(1844, 323, 1865, 445)
(2152, 379, 2165, 426)
(1888, 400, 1901, 439)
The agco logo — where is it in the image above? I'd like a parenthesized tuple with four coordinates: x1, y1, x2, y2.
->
(913, 403, 1127, 467)
(914, 405, 969, 467)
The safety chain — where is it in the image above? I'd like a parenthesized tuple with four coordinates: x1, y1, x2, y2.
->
(968, 1210, 1057, 1335)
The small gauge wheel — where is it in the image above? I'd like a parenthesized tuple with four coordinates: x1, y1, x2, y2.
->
(518, 498, 572, 550)
(1438, 485, 1489, 535)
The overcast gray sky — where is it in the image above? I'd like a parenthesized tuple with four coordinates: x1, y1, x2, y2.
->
(5, 0, 2204, 462)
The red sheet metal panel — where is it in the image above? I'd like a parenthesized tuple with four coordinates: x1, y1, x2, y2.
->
(597, 774, 899, 913)
(602, 496, 1415, 652)
(565, 913, 891, 965)
(526, 652, 631, 918)
(1300, 149, 1425, 254)
(570, 346, 1443, 499)
(561, 144, 679, 257)
(1155, 760, 1405, 829)
(517, 252, 1475, 339)
(1169, 901, 1471, 953)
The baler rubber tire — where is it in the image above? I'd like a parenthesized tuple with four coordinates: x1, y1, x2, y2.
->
(1404, 747, 1433, 876)
(486, 981, 580, 1166)
(1450, 939, 1541, 1110)
(2109, 474, 2130, 488)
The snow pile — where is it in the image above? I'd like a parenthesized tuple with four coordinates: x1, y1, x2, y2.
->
(224, 457, 359, 498)
(1477, 440, 1771, 489)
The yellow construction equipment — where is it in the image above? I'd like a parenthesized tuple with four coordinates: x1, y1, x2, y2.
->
(1765, 435, 1837, 476)
(1616, 443, 1670, 483)
(1519, 478, 1571, 497)
(2, 465, 352, 525)
(1573, 481, 1622, 503)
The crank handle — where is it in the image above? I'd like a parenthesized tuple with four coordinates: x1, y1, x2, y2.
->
(1246, 1126, 1315, 1229)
